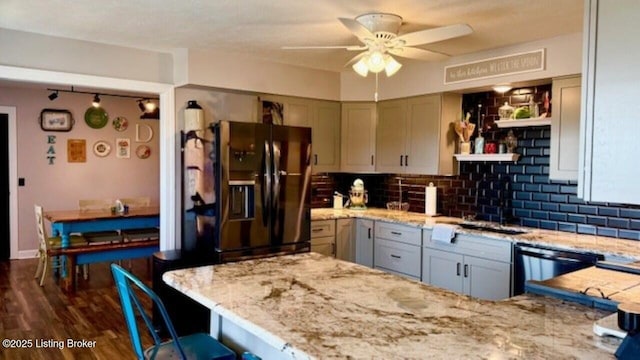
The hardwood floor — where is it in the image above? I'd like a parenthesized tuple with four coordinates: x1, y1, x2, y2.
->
(0, 258, 153, 359)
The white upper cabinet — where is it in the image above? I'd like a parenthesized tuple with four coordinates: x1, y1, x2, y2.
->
(550, 76, 581, 181)
(311, 100, 340, 173)
(376, 94, 460, 175)
(376, 99, 407, 173)
(341, 103, 377, 172)
(579, 0, 640, 204)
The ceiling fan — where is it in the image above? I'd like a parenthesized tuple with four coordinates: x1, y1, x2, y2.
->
(283, 13, 473, 77)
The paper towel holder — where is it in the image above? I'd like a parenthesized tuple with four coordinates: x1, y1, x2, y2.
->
(425, 182, 439, 217)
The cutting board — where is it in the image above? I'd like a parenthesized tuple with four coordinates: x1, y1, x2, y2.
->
(528, 266, 640, 298)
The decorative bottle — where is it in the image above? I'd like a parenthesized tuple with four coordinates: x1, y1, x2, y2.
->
(474, 129, 484, 154)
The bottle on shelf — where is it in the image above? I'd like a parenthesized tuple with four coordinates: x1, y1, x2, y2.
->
(474, 129, 484, 154)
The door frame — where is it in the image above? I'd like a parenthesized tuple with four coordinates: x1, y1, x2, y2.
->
(0, 106, 18, 259)
(0, 65, 178, 257)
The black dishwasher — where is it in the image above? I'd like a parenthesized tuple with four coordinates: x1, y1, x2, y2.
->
(514, 243, 604, 295)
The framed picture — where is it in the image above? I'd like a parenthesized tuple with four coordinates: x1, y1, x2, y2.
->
(40, 109, 74, 132)
(67, 139, 86, 163)
(116, 138, 131, 158)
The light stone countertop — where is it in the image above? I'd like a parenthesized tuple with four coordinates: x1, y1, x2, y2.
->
(163, 252, 619, 359)
(311, 208, 640, 260)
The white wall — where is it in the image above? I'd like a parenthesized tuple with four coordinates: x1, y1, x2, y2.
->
(183, 49, 341, 101)
(0, 28, 173, 84)
(341, 32, 584, 101)
(0, 86, 160, 254)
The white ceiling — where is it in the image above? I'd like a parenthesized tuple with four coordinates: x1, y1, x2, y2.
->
(0, 0, 583, 73)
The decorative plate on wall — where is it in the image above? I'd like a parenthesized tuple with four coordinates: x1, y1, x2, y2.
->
(84, 107, 109, 129)
(93, 140, 111, 157)
(112, 116, 128, 132)
(135, 145, 151, 159)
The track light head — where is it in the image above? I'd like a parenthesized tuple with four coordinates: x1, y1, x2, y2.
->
(48, 91, 59, 101)
(144, 100, 156, 112)
(92, 94, 101, 108)
(138, 100, 146, 112)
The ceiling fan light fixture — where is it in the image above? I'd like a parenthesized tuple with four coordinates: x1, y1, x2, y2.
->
(366, 51, 386, 73)
(384, 56, 402, 77)
(352, 59, 369, 77)
(493, 85, 512, 93)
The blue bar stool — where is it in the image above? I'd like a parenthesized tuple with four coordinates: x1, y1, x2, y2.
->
(111, 264, 236, 359)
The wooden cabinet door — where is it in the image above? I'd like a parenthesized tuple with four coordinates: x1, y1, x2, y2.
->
(341, 103, 376, 172)
(311, 101, 340, 173)
(286, 99, 312, 127)
(311, 237, 335, 257)
(376, 99, 406, 173)
(422, 248, 464, 294)
(335, 218, 354, 262)
(550, 76, 581, 181)
(355, 219, 374, 268)
(406, 95, 441, 174)
(580, 0, 640, 204)
(463, 256, 511, 300)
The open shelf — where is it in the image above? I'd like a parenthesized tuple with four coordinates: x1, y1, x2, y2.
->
(454, 153, 520, 162)
(495, 118, 551, 128)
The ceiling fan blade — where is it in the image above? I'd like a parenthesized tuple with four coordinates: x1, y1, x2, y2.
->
(344, 52, 367, 67)
(282, 45, 366, 51)
(338, 17, 375, 42)
(388, 47, 449, 61)
(395, 24, 473, 47)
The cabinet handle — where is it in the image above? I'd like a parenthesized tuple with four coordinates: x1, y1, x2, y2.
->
(400, 155, 403, 166)
(368, 228, 371, 239)
(390, 254, 401, 259)
(312, 228, 323, 232)
(405, 155, 408, 167)
(464, 264, 469, 278)
(371, 155, 374, 165)
(390, 231, 402, 236)
(314, 154, 318, 165)
(456, 262, 461, 276)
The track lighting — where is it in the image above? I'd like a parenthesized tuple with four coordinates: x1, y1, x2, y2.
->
(46, 87, 159, 115)
(92, 94, 101, 108)
(144, 100, 156, 112)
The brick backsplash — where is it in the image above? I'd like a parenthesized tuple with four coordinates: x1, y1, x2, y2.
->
(310, 85, 640, 241)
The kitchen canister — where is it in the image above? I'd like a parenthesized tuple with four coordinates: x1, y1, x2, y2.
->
(425, 182, 437, 216)
(184, 100, 204, 132)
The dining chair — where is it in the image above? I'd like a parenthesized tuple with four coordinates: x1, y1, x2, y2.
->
(78, 199, 123, 244)
(110, 264, 236, 360)
(34, 204, 89, 286)
(120, 197, 160, 242)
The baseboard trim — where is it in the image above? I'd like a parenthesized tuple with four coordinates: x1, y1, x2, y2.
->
(17, 249, 38, 259)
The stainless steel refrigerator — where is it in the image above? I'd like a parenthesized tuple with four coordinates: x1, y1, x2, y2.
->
(213, 121, 311, 261)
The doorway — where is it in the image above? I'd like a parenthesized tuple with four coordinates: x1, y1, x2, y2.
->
(1, 113, 8, 260)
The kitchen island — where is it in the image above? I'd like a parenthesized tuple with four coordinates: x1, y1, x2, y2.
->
(163, 252, 619, 359)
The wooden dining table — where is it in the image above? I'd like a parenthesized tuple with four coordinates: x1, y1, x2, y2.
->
(44, 206, 160, 291)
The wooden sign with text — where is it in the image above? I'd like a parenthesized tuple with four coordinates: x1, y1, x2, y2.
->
(444, 49, 545, 84)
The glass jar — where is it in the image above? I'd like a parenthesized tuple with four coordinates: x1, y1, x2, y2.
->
(499, 102, 515, 120)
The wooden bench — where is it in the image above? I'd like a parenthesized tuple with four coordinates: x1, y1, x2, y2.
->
(53, 239, 159, 292)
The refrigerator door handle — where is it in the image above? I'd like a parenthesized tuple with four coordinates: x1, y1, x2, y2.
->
(272, 142, 281, 214)
(262, 140, 271, 226)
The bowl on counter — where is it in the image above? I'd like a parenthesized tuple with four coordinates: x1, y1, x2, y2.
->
(386, 201, 410, 212)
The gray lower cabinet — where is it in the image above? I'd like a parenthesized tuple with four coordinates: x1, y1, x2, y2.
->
(311, 220, 335, 257)
(355, 219, 374, 267)
(373, 221, 422, 280)
(335, 218, 354, 262)
(422, 231, 511, 300)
